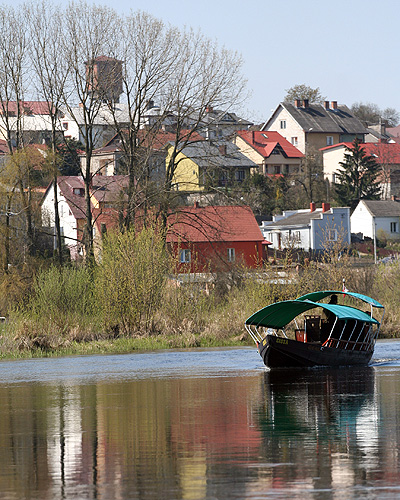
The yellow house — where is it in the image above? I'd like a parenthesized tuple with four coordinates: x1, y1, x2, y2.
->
(166, 140, 256, 192)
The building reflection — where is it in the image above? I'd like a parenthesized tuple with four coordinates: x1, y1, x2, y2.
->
(2, 364, 400, 498)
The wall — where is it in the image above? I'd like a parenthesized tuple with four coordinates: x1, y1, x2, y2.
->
(171, 240, 264, 273)
(167, 146, 202, 192)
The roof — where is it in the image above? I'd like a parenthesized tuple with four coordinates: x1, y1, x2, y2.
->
(297, 290, 384, 308)
(321, 141, 400, 164)
(166, 205, 264, 244)
(47, 175, 129, 219)
(245, 298, 379, 329)
(237, 130, 304, 158)
(264, 102, 368, 135)
(202, 108, 253, 127)
(357, 199, 400, 217)
(0, 101, 54, 116)
(264, 208, 328, 228)
(173, 140, 257, 169)
(94, 129, 205, 155)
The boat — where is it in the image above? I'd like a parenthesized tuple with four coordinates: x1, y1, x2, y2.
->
(245, 290, 384, 369)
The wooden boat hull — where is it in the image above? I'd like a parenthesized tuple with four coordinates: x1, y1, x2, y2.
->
(258, 335, 373, 369)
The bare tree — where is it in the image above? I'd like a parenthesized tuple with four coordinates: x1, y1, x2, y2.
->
(106, 11, 179, 230)
(29, 0, 70, 265)
(0, 5, 34, 264)
(160, 29, 247, 230)
(61, 0, 119, 264)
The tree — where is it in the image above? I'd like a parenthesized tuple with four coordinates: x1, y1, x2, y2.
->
(105, 11, 179, 230)
(334, 139, 381, 211)
(29, 0, 70, 265)
(351, 101, 400, 127)
(283, 84, 326, 105)
(62, 1, 119, 265)
(160, 29, 246, 232)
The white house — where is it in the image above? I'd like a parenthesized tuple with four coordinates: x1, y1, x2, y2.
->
(260, 202, 351, 252)
(41, 175, 129, 259)
(351, 199, 400, 241)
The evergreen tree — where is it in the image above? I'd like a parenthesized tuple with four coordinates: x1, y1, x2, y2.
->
(335, 139, 381, 211)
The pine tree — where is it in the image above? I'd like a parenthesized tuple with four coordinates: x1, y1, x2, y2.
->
(335, 139, 381, 211)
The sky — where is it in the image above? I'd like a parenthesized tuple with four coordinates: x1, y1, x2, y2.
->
(10, 0, 400, 124)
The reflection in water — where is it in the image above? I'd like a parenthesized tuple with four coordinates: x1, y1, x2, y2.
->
(254, 367, 378, 498)
(2, 349, 400, 499)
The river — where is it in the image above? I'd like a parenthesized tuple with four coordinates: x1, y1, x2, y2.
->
(1, 341, 400, 499)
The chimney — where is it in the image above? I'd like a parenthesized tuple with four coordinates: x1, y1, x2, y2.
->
(303, 99, 309, 108)
(310, 201, 316, 212)
(331, 101, 338, 110)
(295, 99, 301, 108)
(194, 201, 199, 208)
(206, 106, 213, 113)
(252, 130, 255, 143)
(322, 202, 331, 212)
(219, 144, 227, 155)
(324, 100, 330, 110)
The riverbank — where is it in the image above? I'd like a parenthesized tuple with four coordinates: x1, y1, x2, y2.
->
(1, 238, 400, 360)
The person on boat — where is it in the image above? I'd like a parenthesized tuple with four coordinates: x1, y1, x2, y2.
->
(321, 294, 338, 343)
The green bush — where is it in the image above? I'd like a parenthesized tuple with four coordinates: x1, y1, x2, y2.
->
(96, 226, 169, 335)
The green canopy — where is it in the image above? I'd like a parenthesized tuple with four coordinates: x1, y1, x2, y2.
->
(245, 300, 379, 329)
(296, 290, 384, 309)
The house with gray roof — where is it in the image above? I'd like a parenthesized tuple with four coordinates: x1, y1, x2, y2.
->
(167, 139, 257, 192)
(351, 199, 400, 241)
(260, 202, 351, 252)
(261, 99, 368, 154)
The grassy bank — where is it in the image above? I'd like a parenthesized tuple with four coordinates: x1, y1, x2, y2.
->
(1, 229, 399, 360)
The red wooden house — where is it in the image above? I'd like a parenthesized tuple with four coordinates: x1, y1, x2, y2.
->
(166, 204, 269, 272)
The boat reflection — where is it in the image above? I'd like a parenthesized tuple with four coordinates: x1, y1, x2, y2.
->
(253, 366, 379, 495)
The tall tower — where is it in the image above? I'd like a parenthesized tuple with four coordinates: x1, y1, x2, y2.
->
(86, 55, 123, 103)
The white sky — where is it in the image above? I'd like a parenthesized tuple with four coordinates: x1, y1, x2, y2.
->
(10, 0, 400, 123)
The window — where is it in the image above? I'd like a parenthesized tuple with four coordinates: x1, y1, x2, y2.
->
(327, 229, 337, 241)
(62, 122, 68, 130)
(280, 120, 286, 129)
(291, 137, 298, 146)
(391, 222, 398, 233)
(235, 169, 245, 182)
(326, 136, 334, 146)
(274, 165, 281, 174)
(179, 249, 191, 263)
(227, 248, 235, 262)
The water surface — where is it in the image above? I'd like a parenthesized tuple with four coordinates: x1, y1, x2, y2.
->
(1, 341, 400, 499)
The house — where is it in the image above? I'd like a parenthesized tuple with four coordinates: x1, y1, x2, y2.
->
(60, 103, 130, 148)
(198, 107, 253, 140)
(261, 100, 368, 154)
(167, 140, 257, 192)
(0, 100, 64, 146)
(41, 175, 128, 259)
(166, 204, 268, 272)
(351, 199, 400, 241)
(260, 202, 351, 253)
(234, 130, 303, 176)
(321, 141, 400, 199)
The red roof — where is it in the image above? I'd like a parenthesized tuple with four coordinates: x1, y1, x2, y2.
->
(321, 141, 400, 164)
(0, 101, 54, 116)
(166, 205, 263, 244)
(237, 130, 304, 158)
(97, 129, 204, 155)
(49, 175, 129, 220)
